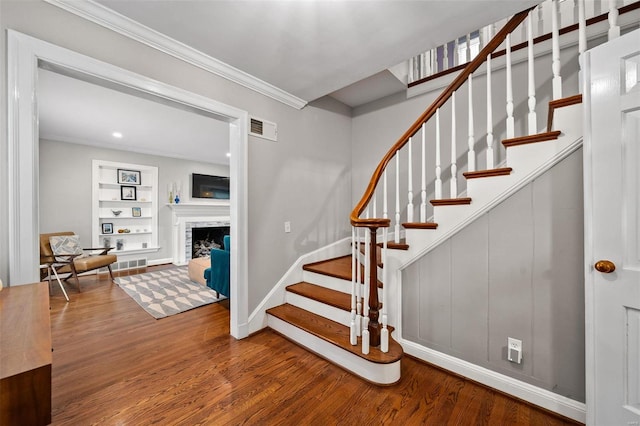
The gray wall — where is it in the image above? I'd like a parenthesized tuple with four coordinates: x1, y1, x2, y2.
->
(402, 148, 585, 402)
(0, 1, 353, 313)
(38, 139, 229, 260)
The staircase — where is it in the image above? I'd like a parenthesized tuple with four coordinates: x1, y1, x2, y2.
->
(267, 256, 403, 384)
(266, 93, 583, 385)
(263, 0, 635, 400)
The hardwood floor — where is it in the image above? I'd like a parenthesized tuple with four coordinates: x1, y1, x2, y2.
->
(48, 268, 581, 425)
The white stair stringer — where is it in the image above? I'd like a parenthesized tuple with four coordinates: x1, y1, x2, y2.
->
(267, 314, 401, 385)
(285, 290, 351, 327)
(401, 102, 583, 265)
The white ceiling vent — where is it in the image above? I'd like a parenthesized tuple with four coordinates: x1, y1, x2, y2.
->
(249, 116, 277, 142)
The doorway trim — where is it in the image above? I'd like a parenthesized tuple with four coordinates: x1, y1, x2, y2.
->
(7, 30, 250, 339)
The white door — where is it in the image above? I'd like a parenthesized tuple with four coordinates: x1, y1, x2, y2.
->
(584, 28, 640, 426)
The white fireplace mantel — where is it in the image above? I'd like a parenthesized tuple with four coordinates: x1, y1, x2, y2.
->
(168, 202, 230, 265)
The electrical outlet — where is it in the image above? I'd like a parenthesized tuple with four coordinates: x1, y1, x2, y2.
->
(507, 337, 522, 364)
(284, 221, 291, 233)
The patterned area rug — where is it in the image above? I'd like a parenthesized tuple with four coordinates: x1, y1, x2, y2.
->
(116, 267, 225, 319)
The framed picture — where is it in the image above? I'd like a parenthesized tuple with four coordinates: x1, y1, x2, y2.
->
(121, 185, 137, 201)
(132, 207, 142, 217)
(102, 223, 113, 234)
(117, 169, 141, 185)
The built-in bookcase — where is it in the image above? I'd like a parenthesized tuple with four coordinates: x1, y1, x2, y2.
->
(92, 160, 160, 257)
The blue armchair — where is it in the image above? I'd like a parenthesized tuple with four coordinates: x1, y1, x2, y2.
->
(204, 235, 230, 298)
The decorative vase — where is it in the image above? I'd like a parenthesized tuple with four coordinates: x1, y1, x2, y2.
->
(175, 194, 180, 204)
(169, 191, 174, 204)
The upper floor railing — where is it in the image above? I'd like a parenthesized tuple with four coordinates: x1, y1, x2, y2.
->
(408, 0, 638, 85)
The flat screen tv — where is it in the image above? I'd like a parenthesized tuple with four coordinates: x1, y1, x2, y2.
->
(192, 173, 230, 199)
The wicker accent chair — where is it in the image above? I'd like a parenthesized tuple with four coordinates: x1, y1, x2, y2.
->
(40, 231, 117, 292)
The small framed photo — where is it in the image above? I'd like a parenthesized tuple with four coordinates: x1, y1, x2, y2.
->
(117, 169, 141, 185)
(132, 207, 142, 217)
(121, 185, 137, 201)
(102, 223, 113, 234)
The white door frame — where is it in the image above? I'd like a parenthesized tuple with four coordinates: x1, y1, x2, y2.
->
(7, 30, 250, 339)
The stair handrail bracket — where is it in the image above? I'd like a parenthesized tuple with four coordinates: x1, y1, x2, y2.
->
(350, 7, 533, 228)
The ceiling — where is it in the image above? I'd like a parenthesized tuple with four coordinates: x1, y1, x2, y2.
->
(95, 0, 540, 104)
(39, 0, 540, 162)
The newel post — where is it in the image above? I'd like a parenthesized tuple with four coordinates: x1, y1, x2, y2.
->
(368, 227, 381, 347)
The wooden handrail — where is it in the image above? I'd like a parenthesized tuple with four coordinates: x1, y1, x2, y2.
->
(350, 7, 534, 228)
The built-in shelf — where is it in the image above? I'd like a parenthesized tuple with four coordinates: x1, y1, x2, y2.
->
(100, 232, 152, 237)
(98, 216, 152, 220)
(99, 199, 152, 203)
(92, 160, 159, 261)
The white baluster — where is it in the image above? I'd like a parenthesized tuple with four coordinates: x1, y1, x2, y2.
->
(372, 193, 377, 220)
(551, 0, 563, 99)
(383, 170, 388, 221)
(537, 3, 545, 37)
(408, 56, 415, 84)
(435, 108, 442, 199)
(451, 91, 458, 198)
(361, 225, 370, 355)
(506, 34, 515, 139)
(395, 154, 400, 243)
(443, 42, 449, 71)
(527, 10, 537, 135)
(350, 228, 357, 345)
(407, 137, 413, 223)
(578, 0, 586, 54)
(578, 0, 586, 91)
(486, 54, 494, 169)
(608, 0, 620, 40)
(453, 38, 459, 66)
(380, 226, 389, 353)
(420, 122, 427, 222)
(356, 228, 362, 337)
(467, 74, 475, 172)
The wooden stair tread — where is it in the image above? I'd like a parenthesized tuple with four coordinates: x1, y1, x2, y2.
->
(502, 130, 561, 148)
(430, 197, 472, 206)
(463, 167, 513, 179)
(267, 303, 403, 364)
(379, 239, 409, 250)
(547, 94, 582, 131)
(402, 222, 438, 229)
(287, 282, 351, 312)
(303, 255, 382, 286)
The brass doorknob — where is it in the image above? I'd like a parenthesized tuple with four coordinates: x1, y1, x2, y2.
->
(594, 260, 616, 273)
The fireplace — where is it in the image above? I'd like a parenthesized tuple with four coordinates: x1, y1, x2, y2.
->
(191, 226, 230, 258)
(184, 221, 230, 263)
(168, 203, 230, 265)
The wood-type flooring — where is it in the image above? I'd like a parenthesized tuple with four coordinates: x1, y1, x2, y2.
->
(48, 267, 582, 425)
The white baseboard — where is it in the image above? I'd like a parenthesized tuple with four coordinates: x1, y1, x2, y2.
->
(401, 339, 586, 423)
(148, 258, 173, 267)
(247, 237, 351, 335)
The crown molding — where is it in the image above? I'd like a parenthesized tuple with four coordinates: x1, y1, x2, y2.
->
(44, 0, 308, 110)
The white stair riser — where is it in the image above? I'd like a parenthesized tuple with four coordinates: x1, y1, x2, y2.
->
(403, 104, 583, 264)
(285, 291, 351, 327)
(267, 314, 401, 385)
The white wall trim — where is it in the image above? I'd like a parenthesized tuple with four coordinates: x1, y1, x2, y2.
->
(401, 339, 586, 423)
(43, 0, 307, 110)
(247, 237, 351, 335)
(7, 29, 250, 339)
